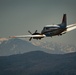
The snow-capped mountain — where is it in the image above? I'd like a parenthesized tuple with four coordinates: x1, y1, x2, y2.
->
(0, 38, 76, 56)
(32, 41, 76, 54)
(0, 38, 8, 44)
(0, 39, 49, 56)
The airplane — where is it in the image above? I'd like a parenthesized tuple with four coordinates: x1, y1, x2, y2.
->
(10, 14, 76, 41)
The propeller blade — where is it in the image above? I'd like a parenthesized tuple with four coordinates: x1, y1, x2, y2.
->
(29, 37, 32, 41)
(28, 31, 32, 35)
(35, 30, 37, 33)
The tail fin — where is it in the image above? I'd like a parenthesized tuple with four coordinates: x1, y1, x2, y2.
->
(62, 14, 67, 25)
(60, 14, 67, 28)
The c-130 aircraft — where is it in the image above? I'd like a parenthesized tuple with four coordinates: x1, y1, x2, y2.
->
(10, 14, 76, 41)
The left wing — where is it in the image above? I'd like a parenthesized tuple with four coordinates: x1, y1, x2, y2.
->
(66, 23, 76, 32)
(67, 23, 76, 28)
(9, 34, 46, 38)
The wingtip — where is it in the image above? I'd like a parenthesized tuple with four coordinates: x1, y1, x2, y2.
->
(9, 36, 16, 38)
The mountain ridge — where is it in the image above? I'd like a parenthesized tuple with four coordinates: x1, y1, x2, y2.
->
(0, 51, 76, 75)
(0, 38, 76, 56)
(0, 39, 48, 56)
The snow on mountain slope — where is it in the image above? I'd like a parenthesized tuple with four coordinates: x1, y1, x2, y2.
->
(0, 38, 76, 56)
(0, 39, 48, 56)
(31, 41, 76, 53)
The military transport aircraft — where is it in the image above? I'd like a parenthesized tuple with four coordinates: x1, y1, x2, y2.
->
(10, 14, 76, 41)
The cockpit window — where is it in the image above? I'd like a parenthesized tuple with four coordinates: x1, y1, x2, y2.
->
(45, 27, 56, 30)
(45, 27, 50, 30)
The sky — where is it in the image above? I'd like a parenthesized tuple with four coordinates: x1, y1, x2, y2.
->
(0, 0, 76, 45)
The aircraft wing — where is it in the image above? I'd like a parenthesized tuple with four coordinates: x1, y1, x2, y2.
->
(66, 23, 76, 32)
(9, 34, 46, 38)
(67, 23, 76, 28)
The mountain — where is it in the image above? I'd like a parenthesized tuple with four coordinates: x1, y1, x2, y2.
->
(0, 38, 48, 56)
(0, 38, 67, 56)
(0, 51, 76, 75)
(0, 38, 8, 44)
(0, 38, 8, 42)
(32, 41, 76, 53)
(0, 38, 76, 56)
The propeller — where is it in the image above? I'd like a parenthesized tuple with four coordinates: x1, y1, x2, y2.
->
(28, 31, 32, 35)
(28, 30, 38, 41)
(29, 37, 32, 41)
(35, 30, 37, 33)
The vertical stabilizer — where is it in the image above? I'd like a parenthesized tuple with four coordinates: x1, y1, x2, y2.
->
(61, 14, 67, 28)
(62, 14, 67, 25)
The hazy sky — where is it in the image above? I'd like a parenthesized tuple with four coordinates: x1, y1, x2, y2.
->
(0, 0, 76, 45)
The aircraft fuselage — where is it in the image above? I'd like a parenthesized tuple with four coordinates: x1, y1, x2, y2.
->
(41, 25, 67, 37)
